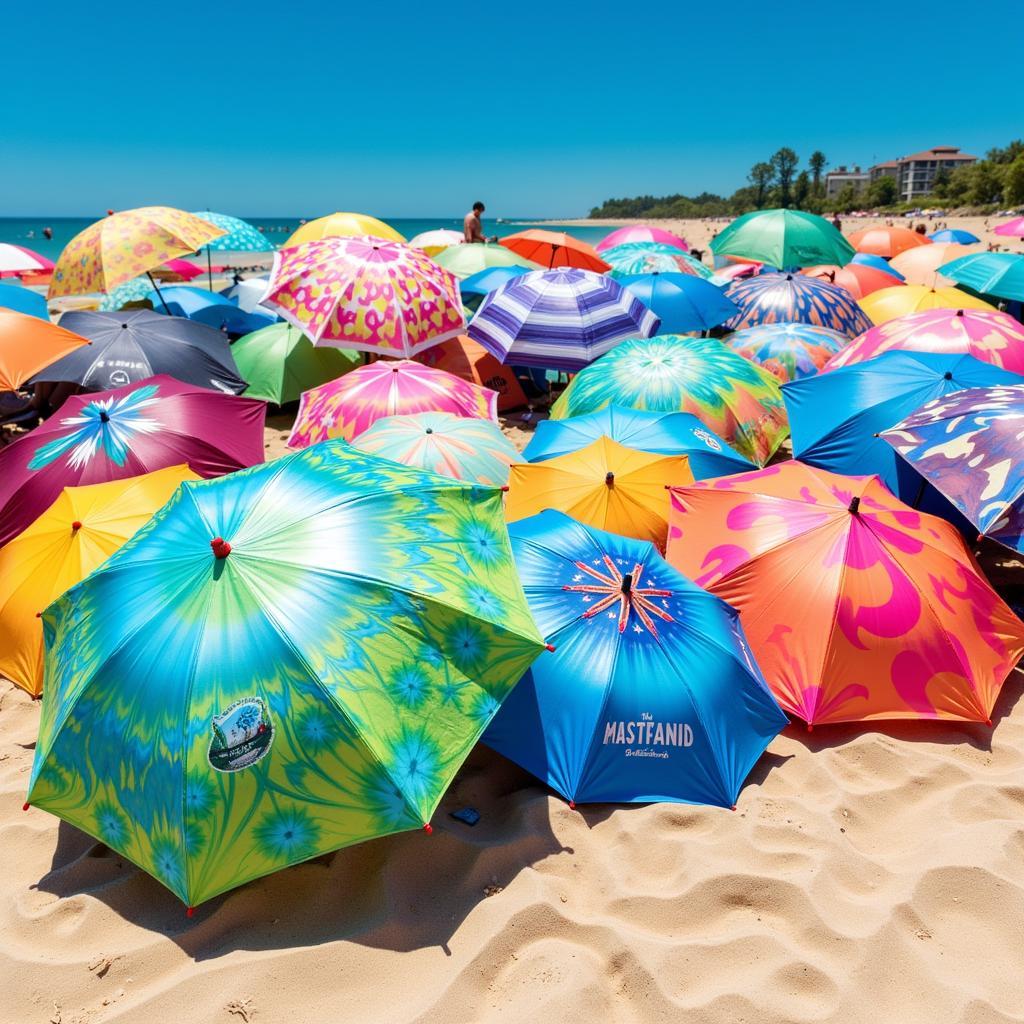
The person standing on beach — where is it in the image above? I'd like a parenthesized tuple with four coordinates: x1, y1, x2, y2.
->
(464, 202, 496, 243)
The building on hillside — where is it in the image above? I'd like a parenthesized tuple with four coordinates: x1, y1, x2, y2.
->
(869, 146, 977, 202)
(825, 166, 869, 198)
(869, 160, 899, 183)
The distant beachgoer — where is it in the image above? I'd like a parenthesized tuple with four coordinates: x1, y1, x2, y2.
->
(43, 227, 52, 240)
(915, 223, 926, 234)
(464, 202, 496, 244)
(831, 215, 842, 231)
(689, 248, 705, 263)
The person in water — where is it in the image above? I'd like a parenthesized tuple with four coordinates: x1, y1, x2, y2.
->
(464, 202, 496, 243)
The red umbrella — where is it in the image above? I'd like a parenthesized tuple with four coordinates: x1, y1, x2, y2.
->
(499, 230, 610, 272)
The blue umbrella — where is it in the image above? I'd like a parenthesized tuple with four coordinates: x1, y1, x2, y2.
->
(939, 253, 1024, 302)
(154, 285, 276, 337)
(851, 252, 906, 280)
(617, 272, 739, 333)
(0, 283, 47, 320)
(522, 405, 753, 479)
(460, 266, 531, 296)
(191, 211, 272, 289)
(482, 510, 787, 807)
(928, 229, 980, 245)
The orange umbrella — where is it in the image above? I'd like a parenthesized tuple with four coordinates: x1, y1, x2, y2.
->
(848, 226, 931, 258)
(889, 242, 980, 287)
(801, 262, 903, 299)
(667, 461, 1024, 728)
(499, 230, 611, 272)
(416, 335, 528, 412)
(0, 309, 91, 392)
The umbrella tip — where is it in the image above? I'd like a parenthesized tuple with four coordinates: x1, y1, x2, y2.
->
(422, 822, 433, 835)
(186, 906, 195, 918)
(848, 496, 860, 515)
(121, 322, 129, 329)
(731, 805, 737, 812)
(943, 371, 953, 380)
(22, 802, 29, 812)
(605, 471, 615, 487)
(568, 800, 576, 810)
(210, 537, 232, 559)
(806, 723, 814, 733)
(986, 717, 993, 727)
(545, 642, 556, 653)
(621, 573, 633, 594)
(424, 428, 433, 434)
(71, 520, 82, 532)
(99, 411, 110, 423)
(956, 309, 965, 317)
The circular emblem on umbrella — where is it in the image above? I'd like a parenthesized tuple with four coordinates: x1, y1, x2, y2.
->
(208, 697, 275, 773)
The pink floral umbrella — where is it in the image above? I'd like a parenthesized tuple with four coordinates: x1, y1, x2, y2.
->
(260, 236, 465, 357)
(287, 359, 498, 448)
(596, 225, 689, 253)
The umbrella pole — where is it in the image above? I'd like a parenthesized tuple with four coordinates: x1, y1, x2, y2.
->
(146, 271, 171, 315)
(911, 476, 928, 509)
(207, 249, 213, 291)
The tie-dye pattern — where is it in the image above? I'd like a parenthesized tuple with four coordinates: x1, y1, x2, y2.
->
(725, 323, 848, 382)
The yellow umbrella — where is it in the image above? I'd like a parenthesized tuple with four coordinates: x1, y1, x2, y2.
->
(0, 465, 196, 695)
(889, 242, 981, 287)
(859, 285, 996, 325)
(48, 207, 225, 298)
(285, 212, 405, 247)
(505, 436, 692, 548)
(408, 229, 464, 257)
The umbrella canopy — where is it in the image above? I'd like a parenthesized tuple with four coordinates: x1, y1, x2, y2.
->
(602, 242, 712, 280)
(155, 258, 204, 282)
(822, 309, 1024, 375)
(993, 217, 1024, 239)
(666, 462, 1024, 727)
(709, 262, 762, 286)
(859, 284, 996, 324)
(711, 209, 854, 269)
(938, 252, 1024, 302)
(261, 236, 465, 355)
(190, 211, 270, 252)
(889, 242, 979, 287)
(498, 230, 610, 272)
(25, 441, 546, 908)
(231, 322, 358, 405)
(550, 335, 788, 466)
(725, 272, 873, 338)
(522, 405, 753, 479)
(0, 243, 54, 276)
(351, 410, 522, 485)
(467, 268, 659, 372)
(220, 275, 272, 313)
(34, 309, 248, 394)
(0, 464, 196, 696)
(505, 436, 691, 548)
(145, 285, 275, 335)
(0, 283, 49, 320)
(284, 212, 405, 247)
(596, 224, 689, 253)
(618, 272, 738, 334)
(99, 275, 162, 312)
(726, 323, 848, 382)
(801, 262, 904, 299)
(460, 266, 532, 297)
(432, 243, 541, 279)
(408, 229, 464, 256)
(49, 207, 225, 298)
(288, 359, 496, 448)
(928, 229, 980, 244)
(483, 510, 787, 807)
(415, 335, 528, 413)
(881, 384, 1024, 552)
(851, 252, 906, 279)
(0, 309, 90, 393)
(848, 226, 931, 259)
(0, 375, 265, 546)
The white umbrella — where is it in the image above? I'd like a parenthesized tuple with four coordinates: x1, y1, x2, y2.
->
(0, 243, 50, 274)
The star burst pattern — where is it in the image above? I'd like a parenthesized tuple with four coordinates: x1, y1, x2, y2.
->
(563, 554, 674, 637)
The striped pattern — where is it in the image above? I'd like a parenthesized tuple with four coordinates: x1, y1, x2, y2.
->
(468, 268, 659, 371)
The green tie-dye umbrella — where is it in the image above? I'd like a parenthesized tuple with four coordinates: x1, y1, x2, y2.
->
(26, 441, 546, 911)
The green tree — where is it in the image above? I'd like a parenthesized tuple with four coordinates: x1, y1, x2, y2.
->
(866, 175, 898, 208)
(987, 140, 1024, 165)
(1004, 155, 1024, 206)
(967, 162, 1005, 205)
(748, 162, 775, 209)
(793, 171, 811, 210)
(832, 183, 859, 214)
(931, 166, 952, 199)
(809, 151, 827, 196)
(771, 148, 800, 207)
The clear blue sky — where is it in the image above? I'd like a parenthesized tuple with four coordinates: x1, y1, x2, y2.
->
(3, 0, 1019, 218)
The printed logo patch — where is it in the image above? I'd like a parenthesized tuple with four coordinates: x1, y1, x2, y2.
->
(693, 428, 722, 451)
(208, 696, 274, 772)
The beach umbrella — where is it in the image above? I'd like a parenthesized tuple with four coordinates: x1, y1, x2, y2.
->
(889, 242, 979, 287)
(25, 440, 546, 909)
(709, 262, 762, 286)
(190, 211, 272, 287)
(993, 217, 1024, 240)
(801, 262, 904, 299)
(0, 283, 49, 320)
(938, 252, 1024, 303)
(851, 252, 906, 279)
(724, 272, 873, 338)
(880, 384, 1024, 553)
(710, 209, 854, 269)
(848, 226, 931, 259)
(0, 464, 196, 696)
(550, 335, 788, 466)
(821, 309, 1024, 375)
(783, 350, 1022, 518)
(0, 309, 90, 392)
(467, 268, 658, 372)
(260, 236, 465, 355)
(617, 272, 738, 334)
(153, 258, 204, 282)
(482, 510, 787, 807)
(32, 309, 248, 394)
(145, 285, 275, 335)
(432, 243, 541, 280)
(460, 266, 531, 297)
(859, 284, 996, 324)
(415, 335, 528, 412)
(522, 405, 753, 478)
(99, 275, 162, 312)
(666, 462, 1024, 728)
(220, 276, 273, 314)
(602, 243, 712, 280)
(596, 224, 689, 253)
(0, 374, 265, 547)
(928, 228, 980, 244)
(505, 436, 691, 548)
(48, 207, 225, 299)
(231, 322, 358, 405)
(288, 359, 496, 448)
(284, 211, 405, 247)
(351, 411, 522, 485)
(498, 230, 611, 272)
(408, 229, 464, 256)
(0, 243, 53, 277)
(726, 323, 848, 382)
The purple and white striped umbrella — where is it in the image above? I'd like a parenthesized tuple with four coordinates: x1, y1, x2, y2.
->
(467, 268, 660, 371)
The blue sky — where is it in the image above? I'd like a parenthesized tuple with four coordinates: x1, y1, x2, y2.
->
(3, 0, 1019, 218)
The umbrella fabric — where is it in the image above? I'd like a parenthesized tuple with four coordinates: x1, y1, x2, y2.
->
(890, 243, 979, 287)
(710, 209, 854, 269)
(0, 309, 90, 392)
(0, 283, 49, 320)
(460, 266, 531, 297)
(49, 207, 225, 298)
(284, 211, 405, 247)
(522, 405, 753, 479)
(596, 224, 690, 253)
(415, 335, 528, 412)
(993, 217, 1024, 239)
(190, 211, 270, 252)
(155, 258, 204, 282)
(801, 262, 904, 299)
(0, 464, 196, 696)
(288, 359, 496, 448)
(782, 350, 1022, 517)
(467, 268, 659, 372)
(26, 440, 546, 908)
(408, 229, 464, 256)
(498, 230, 610, 272)
(432, 243, 541, 279)
(822, 309, 1024, 375)
(34, 309, 248, 394)
(708, 262, 762, 286)
(602, 243, 712, 280)
(146, 285, 276, 335)
(725, 272, 873, 338)
(859, 284, 996, 324)
(0, 244, 54, 276)
(851, 252, 906, 279)
(0, 374, 266, 546)
(618, 273, 738, 333)
(482, 510, 787, 807)
(99, 275, 161, 311)
(261, 236, 465, 354)
(726, 323, 848, 382)
(928, 229, 980, 244)
(232, 322, 358, 405)
(550, 335, 789, 466)
(221, 276, 272, 313)
(938, 253, 1024, 302)
(505, 436, 691, 548)
(848, 226, 931, 258)
(666, 462, 1024, 727)
(351, 411, 522, 485)
(880, 384, 1024, 552)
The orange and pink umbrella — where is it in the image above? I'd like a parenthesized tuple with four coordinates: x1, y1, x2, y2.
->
(848, 226, 932, 259)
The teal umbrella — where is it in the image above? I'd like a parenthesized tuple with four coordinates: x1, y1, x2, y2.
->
(192, 211, 272, 288)
(602, 242, 712, 280)
(711, 209, 855, 270)
(939, 253, 1024, 303)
